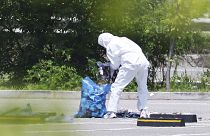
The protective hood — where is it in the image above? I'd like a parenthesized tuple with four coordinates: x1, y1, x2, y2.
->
(98, 33, 114, 48)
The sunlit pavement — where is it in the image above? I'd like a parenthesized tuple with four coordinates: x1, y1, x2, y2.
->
(0, 98, 210, 136)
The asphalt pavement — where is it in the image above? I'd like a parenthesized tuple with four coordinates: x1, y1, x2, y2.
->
(0, 96, 210, 136)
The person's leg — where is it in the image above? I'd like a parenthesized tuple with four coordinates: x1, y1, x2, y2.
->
(135, 65, 149, 111)
(107, 65, 137, 113)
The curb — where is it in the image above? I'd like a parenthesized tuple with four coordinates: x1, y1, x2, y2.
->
(0, 90, 209, 100)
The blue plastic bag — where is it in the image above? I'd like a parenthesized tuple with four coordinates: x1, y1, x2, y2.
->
(75, 77, 111, 118)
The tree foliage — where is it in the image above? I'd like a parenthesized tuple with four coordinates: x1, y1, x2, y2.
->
(0, 0, 101, 78)
(0, 0, 209, 90)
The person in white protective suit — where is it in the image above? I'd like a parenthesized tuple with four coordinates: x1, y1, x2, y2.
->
(98, 32, 150, 119)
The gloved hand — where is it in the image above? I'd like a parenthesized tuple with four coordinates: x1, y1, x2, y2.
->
(96, 61, 111, 81)
(96, 61, 118, 83)
(96, 61, 110, 67)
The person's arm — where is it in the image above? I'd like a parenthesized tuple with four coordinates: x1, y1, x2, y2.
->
(106, 45, 120, 70)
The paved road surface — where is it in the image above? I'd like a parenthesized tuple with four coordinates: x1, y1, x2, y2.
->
(0, 98, 209, 136)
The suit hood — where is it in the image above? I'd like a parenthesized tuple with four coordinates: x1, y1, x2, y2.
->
(98, 33, 114, 48)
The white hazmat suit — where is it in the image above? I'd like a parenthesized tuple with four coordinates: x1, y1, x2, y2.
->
(98, 33, 150, 114)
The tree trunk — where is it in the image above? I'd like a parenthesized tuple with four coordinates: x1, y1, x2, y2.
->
(166, 38, 175, 91)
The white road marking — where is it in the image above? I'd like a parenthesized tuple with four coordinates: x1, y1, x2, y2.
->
(170, 133, 210, 136)
(149, 102, 210, 105)
(23, 122, 210, 135)
(24, 127, 148, 133)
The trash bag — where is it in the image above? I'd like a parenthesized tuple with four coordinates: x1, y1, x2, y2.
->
(75, 77, 111, 118)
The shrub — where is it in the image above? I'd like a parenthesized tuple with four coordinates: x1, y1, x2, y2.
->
(24, 60, 82, 90)
(200, 70, 210, 89)
(170, 70, 210, 91)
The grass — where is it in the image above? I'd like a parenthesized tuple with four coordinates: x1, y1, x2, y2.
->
(0, 78, 81, 91)
(0, 75, 209, 92)
(158, 88, 210, 92)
